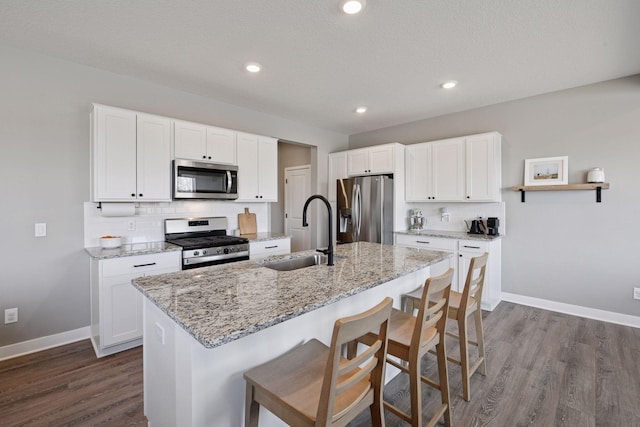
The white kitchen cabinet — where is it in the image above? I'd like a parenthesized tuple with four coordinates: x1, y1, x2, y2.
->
(249, 237, 291, 259)
(328, 151, 348, 202)
(405, 132, 501, 203)
(465, 133, 501, 201)
(395, 233, 501, 310)
(236, 133, 278, 202)
(91, 105, 172, 202)
(174, 120, 237, 165)
(90, 251, 181, 357)
(347, 144, 395, 176)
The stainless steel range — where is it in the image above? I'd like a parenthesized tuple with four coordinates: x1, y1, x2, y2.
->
(165, 217, 249, 270)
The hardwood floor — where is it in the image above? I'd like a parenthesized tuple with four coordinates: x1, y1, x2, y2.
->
(0, 341, 146, 426)
(1, 302, 638, 426)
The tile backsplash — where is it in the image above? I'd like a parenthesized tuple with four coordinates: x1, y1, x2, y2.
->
(403, 202, 506, 235)
(84, 201, 270, 247)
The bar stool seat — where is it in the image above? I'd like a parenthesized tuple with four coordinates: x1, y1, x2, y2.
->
(243, 297, 393, 427)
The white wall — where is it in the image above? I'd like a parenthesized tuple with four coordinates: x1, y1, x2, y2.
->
(350, 75, 640, 317)
(0, 45, 348, 348)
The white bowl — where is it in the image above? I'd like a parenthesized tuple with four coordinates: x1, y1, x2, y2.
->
(100, 236, 122, 249)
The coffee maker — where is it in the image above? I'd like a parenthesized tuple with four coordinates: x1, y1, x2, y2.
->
(487, 217, 500, 236)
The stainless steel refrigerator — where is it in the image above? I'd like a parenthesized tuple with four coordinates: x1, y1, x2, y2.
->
(336, 175, 393, 244)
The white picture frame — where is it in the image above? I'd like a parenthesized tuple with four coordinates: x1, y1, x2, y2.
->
(524, 156, 568, 186)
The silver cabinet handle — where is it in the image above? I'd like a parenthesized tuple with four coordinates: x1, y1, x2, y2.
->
(265, 245, 279, 249)
(462, 245, 481, 249)
(416, 240, 430, 244)
(134, 262, 157, 268)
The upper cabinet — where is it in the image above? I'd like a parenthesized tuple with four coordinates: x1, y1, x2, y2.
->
(236, 133, 278, 202)
(174, 120, 237, 165)
(91, 105, 171, 202)
(405, 132, 501, 202)
(347, 144, 395, 176)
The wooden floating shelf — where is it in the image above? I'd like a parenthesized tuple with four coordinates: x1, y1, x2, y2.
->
(512, 183, 610, 203)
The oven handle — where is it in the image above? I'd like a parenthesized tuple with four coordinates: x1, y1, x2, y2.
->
(226, 171, 232, 193)
(183, 250, 250, 266)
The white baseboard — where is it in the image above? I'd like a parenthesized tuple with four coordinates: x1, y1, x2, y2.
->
(501, 292, 640, 328)
(0, 326, 91, 362)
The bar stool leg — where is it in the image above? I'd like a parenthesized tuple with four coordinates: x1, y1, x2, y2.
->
(245, 384, 259, 427)
(435, 340, 452, 427)
(474, 308, 487, 376)
(459, 315, 471, 401)
(408, 354, 423, 427)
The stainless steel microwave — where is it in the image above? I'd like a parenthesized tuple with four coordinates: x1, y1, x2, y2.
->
(173, 159, 238, 200)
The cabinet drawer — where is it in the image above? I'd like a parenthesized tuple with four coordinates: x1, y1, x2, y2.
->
(101, 252, 181, 277)
(458, 239, 489, 254)
(395, 234, 457, 251)
(250, 238, 291, 259)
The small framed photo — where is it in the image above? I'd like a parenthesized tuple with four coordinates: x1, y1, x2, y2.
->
(524, 156, 568, 186)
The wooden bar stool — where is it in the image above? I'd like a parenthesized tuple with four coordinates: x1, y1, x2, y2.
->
(243, 297, 393, 427)
(403, 252, 488, 401)
(354, 269, 454, 427)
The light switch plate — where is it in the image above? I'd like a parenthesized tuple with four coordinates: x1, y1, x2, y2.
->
(634, 287, 640, 300)
(5, 308, 18, 324)
(35, 223, 47, 237)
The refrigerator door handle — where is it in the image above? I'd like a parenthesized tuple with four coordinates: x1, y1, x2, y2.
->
(355, 183, 362, 239)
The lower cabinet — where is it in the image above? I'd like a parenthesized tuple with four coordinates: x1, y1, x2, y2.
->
(249, 238, 291, 259)
(90, 251, 181, 357)
(395, 233, 502, 310)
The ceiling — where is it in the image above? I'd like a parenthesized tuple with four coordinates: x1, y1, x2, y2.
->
(1, 1, 639, 135)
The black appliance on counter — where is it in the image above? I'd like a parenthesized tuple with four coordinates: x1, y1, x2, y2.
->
(487, 217, 500, 236)
(165, 217, 249, 269)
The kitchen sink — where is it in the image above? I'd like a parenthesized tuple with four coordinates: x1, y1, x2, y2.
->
(262, 253, 329, 271)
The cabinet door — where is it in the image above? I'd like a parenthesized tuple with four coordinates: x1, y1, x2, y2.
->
(174, 120, 206, 160)
(466, 133, 501, 201)
(457, 240, 489, 298)
(368, 145, 394, 174)
(431, 138, 465, 201)
(405, 143, 432, 201)
(101, 272, 143, 347)
(347, 148, 369, 175)
(206, 126, 237, 165)
(258, 136, 278, 201)
(93, 106, 137, 201)
(328, 152, 348, 202)
(137, 114, 172, 201)
(236, 132, 259, 200)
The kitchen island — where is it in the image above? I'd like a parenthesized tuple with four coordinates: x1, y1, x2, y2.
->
(132, 241, 450, 427)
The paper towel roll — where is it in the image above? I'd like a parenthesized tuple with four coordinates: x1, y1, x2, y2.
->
(100, 202, 135, 217)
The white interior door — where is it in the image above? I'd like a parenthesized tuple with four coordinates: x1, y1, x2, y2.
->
(285, 165, 312, 252)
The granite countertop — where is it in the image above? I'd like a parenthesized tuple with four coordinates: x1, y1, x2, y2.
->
(241, 232, 290, 242)
(395, 230, 502, 241)
(132, 241, 450, 349)
(85, 241, 182, 260)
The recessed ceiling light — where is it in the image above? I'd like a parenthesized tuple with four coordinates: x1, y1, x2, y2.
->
(245, 62, 262, 73)
(355, 106, 367, 114)
(340, 0, 366, 14)
(441, 81, 458, 89)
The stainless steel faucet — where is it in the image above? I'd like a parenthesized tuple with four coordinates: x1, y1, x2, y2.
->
(302, 194, 334, 266)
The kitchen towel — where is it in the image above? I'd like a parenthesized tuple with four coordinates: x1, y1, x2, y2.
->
(100, 202, 135, 217)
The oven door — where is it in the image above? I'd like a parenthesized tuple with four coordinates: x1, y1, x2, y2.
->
(173, 159, 238, 200)
(183, 255, 249, 269)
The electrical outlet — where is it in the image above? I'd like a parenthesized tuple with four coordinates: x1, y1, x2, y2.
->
(35, 223, 47, 237)
(154, 322, 165, 344)
(5, 308, 18, 324)
(634, 287, 640, 300)
(127, 220, 136, 231)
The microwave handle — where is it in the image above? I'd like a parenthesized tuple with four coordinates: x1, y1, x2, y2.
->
(226, 171, 232, 193)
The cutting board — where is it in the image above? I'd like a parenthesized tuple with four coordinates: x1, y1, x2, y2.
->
(238, 208, 257, 235)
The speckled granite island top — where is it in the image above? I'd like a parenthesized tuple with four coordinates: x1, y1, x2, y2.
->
(132, 241, 449, 349)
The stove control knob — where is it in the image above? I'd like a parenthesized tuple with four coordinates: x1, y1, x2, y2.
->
(202, 250, 207, 255)
(224, 248, 229, 254)
(193, 251, 200, 256)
